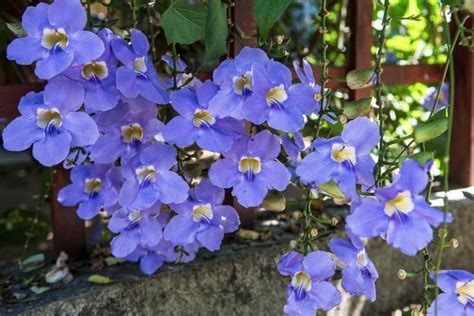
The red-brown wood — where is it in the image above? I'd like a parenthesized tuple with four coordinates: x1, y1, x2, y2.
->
(51, 167, 87, 257)
(347, 0, 374, 99)
(0, 84, 44, 118)
(450, 15, 474, 186)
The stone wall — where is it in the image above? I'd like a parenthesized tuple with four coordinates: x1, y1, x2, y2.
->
(2, 188, 473, 316)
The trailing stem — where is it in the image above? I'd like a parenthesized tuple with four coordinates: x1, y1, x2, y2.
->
(375, 0, 390, 187)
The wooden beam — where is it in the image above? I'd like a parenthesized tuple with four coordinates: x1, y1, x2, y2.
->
(0, 84, 44, 118)
(450, 15, 474, 186)
(347, 0, 374, 99)
(51, 168, 87, 257)
(230, 0, 256, 55)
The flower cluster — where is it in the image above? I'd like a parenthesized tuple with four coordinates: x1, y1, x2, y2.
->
(2, 0, 469, 315)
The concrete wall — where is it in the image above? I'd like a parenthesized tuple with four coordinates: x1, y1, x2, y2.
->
(2, 188, 473, 316)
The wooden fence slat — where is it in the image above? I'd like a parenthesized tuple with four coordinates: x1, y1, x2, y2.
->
(51, 168, 87, 257)
(348, 0, 374, 100)
(450, 15, 474, 186)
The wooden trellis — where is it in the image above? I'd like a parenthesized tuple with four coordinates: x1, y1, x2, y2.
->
(0, 0, 472, 257)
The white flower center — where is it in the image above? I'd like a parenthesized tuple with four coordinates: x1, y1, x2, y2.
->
(457, 280, 474, 305)
(82, 61, 109, 80)
(233, 71, 252, 95)
(330, 143, 356, 164)
(291, 271, 312, 296)
(178, 73, 194, 87)
(135, 165, 157, 184)
(384, 191, 414, 216)
(134, 57, 147, 73)
(192, 204, 214, 223)
(42, 28, 68, 49)
(314, 93, 322, 102)
(37, 108, 62, 128)
(192, 110, 215, 128)
(121, 123, 144, 143)
(128, 210, 141, 222)
(238, 156, 262, 174)
(265, 84, 288, 106)
(356, 250, 368, 267)
(84, 178, 102, 194)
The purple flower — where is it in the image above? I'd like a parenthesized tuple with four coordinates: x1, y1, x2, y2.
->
(346, 159, 451, 256)
(295, 117, 380, 201)
(118, 143, 189, 210)
(126, 240, 199, 275)
(163, 180, 240, 251)
(6, 0, 104, 80)
(163, 81, 245, 153)
(112, 29, 168, 104)
(287, 59, 323, 115)
(90, 101, 164, 164)
(2, 77, 98, 166)
(329, 233, 378, 301)
(277, 251, 341, 315)
(428, 270, 474, 316)
(422, 83, 450, 112)
(58, 163, 118, 219)
(208, 47, 269, 119)
(64, 28, 120, 113)
(241, 60, 304, 132)
(209, 130, 291, 207)
(109, 203, 164, 258)
(281, 132, 306, 162)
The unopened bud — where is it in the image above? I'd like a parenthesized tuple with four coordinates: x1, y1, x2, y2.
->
(339, 114, 348, 124)
(438, 228, 448, 239)
(290, 240, 297, 249)
(275, 35, 284, 45)
(450, 238, 459, 248)
(398, 269, 407, 280)
(331, 217, 339, 226)
(293, 211, 302, 220)
(310, 228, 318, 237)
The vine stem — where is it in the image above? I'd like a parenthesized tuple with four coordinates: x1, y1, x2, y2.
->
(87, 0, 92, 30)
(433, 12, 469, 316)
(132, 0, 138, 29)
(375, 0, 390, 187)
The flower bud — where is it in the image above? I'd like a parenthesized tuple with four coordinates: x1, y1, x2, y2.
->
(438, 228, 448, 239)
(450, 238, 459, 249)
(346, 68, 376, 90)
(342, 97, 373, 119)
(310, 228, 318, 237)
(331, 217, 339, 226)
(290, 240, 297, 249)
(398, 269, 407, 280)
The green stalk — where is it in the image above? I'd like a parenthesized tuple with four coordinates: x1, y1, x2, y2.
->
(87, 0, 93, 30)
(375, 0, 390, 187)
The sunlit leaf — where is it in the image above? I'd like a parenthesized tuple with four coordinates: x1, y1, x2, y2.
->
(253, 0, 291, 39)
(88, 274, 111, 284)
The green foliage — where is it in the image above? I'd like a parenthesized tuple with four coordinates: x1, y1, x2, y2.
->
(253, 0, 291, 39)
(414, 115, 449, 143)
(6, 23, 26, 37)
(204, 0, 228, 61)
(160, 0, 207, 45)
(346, 69, 375, 90)
(0, 208, 50, 246)
(342, 97, 373, 119)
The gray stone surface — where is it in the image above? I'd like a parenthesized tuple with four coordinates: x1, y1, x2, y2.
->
(2, 188, 473, 316)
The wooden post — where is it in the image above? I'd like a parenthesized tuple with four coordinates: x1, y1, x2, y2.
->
(51, 168, 87, 257)
(450, 15, 474, 186)
(347, 0, 374, 100)
(227, 0, 257, 228)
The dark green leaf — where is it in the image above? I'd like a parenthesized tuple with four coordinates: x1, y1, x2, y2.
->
(409, 151, 434, 166)
(463, 191, 474, 200)
(204, 0, 228, 61)
(6, 23, 27, 37)
(253, 0, 291, 39)
(342, 97, 373, 119)
(160, 0, 207, 45)
(346, 68, 376, 90)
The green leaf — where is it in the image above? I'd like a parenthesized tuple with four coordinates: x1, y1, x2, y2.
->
(414, 117, 448, 143)
(30, 286, 50, 295)
(346, 68, 376, 90)
(261, 191, 286, 212)
(342, 97, 373, 119)
(20, 253, 45, 272)
(409, 151, 434, 166)
(253, 0, 291, 38)
(317, 181, 345, 199)
(160, 0, 207, 45)
(6, 23, 27, 37)
(88, 274, 111, 284)
(204, 0, 228, 61)
(462, 191, 474, 200)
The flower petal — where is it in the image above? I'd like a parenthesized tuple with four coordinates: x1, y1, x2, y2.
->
(212, 205, 240, 233)
(2, 117, 43, 151)
(140, 253, 164, 275)
(48, 0, 87, 33)
(130, 29, 149, 56)
(342, 117, 380, 155)
(155, 170, 189, 204)
(209, 159, 241, 188)
(32, 132, 72, 166)
(35, 49, 74, 80)
(232, 178, 268, 207)
(6, 37, 47, 65)
(303, 251, 336, 281)
(386, 215, 433, 256)
(247, 130, 281, 161)
(62, 112, 99, 147)
(197, 226, 224, 252)
(44, 76, 84, 112)
(259, 161, 290, 191)
(69, 31, 105, 64)
(309, 281, 342, 311)
(76, 194, 104, 220)
(163, 116, 196, 148)
(58, 183, 87, 206)
(116, 67, 139, 98)
(163, 214, 198, 245)
(346, 198, 389, 238)
(22, 3, 50, 37)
